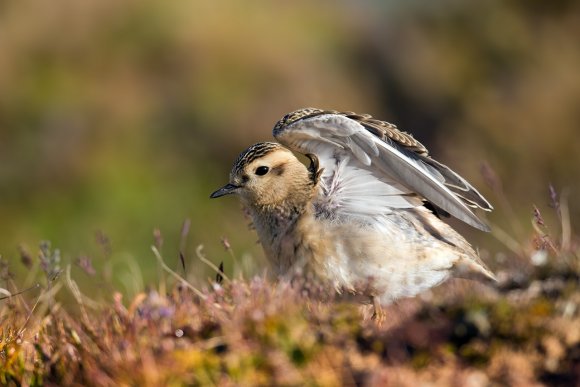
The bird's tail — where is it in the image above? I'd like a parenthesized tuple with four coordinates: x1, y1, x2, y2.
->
(453, 254, 497, 283)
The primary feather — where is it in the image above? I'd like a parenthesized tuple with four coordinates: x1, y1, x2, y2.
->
(274, 108, 492, 231)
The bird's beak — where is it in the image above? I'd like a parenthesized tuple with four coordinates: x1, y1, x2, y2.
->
(210, 183, 239, 198)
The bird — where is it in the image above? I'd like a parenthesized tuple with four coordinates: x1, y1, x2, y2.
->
(210, 108, 495, 321)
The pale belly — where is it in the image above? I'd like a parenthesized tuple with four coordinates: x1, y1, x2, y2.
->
(271, 214, 465, 304)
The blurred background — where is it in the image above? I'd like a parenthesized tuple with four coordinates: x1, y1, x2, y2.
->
(1, 0, 579, 295)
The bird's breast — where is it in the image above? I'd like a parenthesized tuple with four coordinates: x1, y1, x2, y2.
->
(255, 211, 359, 291)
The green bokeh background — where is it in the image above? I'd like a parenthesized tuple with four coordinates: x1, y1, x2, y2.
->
(1, 1, 579, 292)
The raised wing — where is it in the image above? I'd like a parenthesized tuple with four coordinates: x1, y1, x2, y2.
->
(273, 108, 492, 231)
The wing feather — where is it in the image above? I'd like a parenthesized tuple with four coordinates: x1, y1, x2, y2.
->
(315, 156, 421, 219)
(273, 109, 492, 231)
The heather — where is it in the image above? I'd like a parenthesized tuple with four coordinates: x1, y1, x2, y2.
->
(1, 194, 579, 385)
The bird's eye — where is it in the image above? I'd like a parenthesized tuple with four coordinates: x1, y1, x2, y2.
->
(255, 166, 269, 176)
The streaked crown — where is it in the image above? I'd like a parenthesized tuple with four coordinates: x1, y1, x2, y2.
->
(231, 142, 283, 177)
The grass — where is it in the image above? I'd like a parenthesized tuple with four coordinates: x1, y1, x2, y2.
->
(0, 192, 579, 386)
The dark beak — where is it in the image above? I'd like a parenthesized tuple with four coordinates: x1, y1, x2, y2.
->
(210, 183, 239, 198)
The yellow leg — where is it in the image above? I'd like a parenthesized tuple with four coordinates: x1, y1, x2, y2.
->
(371, 296, 386, 325)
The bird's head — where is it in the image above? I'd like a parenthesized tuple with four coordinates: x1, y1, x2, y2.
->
(210, 142, 317, 208)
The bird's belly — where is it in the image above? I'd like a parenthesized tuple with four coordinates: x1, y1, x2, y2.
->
(262, 213, 463, 304)
(300, 223, 455, 304)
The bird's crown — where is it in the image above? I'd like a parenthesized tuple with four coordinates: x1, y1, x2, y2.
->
(231, 142, 284, 176)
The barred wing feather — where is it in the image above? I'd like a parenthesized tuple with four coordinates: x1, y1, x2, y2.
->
(273, 110, 492, 231)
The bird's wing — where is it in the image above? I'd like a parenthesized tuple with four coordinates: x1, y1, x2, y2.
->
(273, 108, 492, 231)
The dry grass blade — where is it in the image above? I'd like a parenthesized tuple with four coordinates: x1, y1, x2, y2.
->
(216, 261, 224, 284)
(489, 223, 524, 256)
(65, 264, 101, 310)
(559, 189, 572, 252)
(196, 244, 231, 284)
(151, 245, 206, 299)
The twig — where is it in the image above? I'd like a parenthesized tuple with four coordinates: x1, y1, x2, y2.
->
(0, 283, 40, 301)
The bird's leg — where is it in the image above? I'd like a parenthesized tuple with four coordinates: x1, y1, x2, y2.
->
(371, 296, 386, 325)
